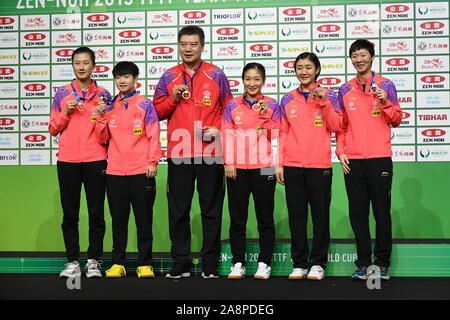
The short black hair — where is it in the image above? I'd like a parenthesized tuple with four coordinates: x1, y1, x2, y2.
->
(72, 47, 96, 65)
(178, 25, 205, 46)
(349, 39, 375, 57)
(242, 62, 266, 81)
(112, 61, 139, 77)
(295, 52, 321, 80)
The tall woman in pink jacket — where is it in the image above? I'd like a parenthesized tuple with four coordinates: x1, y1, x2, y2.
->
(276, 53, 342, 281)
(222, 63, 281, 280)
(49, 47, 112, 279)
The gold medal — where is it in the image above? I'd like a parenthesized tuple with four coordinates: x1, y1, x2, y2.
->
(76, 102, 85, 112)
(182, 90, 191, 100)
(311, 89, 318, 98)
(252, 103, 261, 112)
(370, 83, 378, 93)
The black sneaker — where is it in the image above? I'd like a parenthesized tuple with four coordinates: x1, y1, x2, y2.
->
(165, 265, 191, 279)
(202, 266, 219, 279)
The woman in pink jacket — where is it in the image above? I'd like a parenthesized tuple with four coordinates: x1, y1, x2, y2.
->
(222, 63, 281, 280)
(276, 52, 342, 281)
(49, 47, 112, 279)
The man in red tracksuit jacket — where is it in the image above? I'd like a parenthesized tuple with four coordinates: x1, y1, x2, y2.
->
(336, 39, 402, 281)
(153, 26, 232, 279)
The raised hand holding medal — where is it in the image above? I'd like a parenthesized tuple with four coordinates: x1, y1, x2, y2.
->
(253, 100, 268, 115)
(96, 96, 107, 116)
(172, 85, 189, 103)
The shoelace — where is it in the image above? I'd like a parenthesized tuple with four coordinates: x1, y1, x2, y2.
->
(231, 264, 243, 272)
(86, 260, 102, 270)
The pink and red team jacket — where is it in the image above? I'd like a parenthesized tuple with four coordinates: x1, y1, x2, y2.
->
(335, 72, 402, 159)
(49, 79, 112, 163)
(153, 60, 232, 158)
(278, 86, 342, 169)
(221, 94, 281, 169)
(95, 92, 161, 176)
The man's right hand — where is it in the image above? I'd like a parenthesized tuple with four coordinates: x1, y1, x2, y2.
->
(172, 85, 189, 103)
(339, 154, 351, 174)
(65, 100, 77, 116)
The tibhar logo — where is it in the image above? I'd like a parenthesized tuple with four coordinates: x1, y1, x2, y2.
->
(66, 274, 81, 290)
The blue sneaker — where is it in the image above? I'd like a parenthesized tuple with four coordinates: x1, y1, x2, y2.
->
(377, 267, 390, 280)
(351, 266, 369, 280)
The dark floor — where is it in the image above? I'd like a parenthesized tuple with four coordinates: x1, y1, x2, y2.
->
(1, 274, 449, 301)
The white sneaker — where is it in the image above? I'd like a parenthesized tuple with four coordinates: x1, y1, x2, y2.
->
(307, 265, 325, 280)
(85, 259, 102, 278)
(254, 262, 271, 280)
(59, 261, 81, 278)
(228, 262, 246, 279)
(288, 268, 308, 280)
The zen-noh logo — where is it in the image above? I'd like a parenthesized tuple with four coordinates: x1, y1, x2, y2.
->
(87, 14, 109, 23)
(386, 5, 410, 13)
(317, 24, 341, 33)
(249, 44, 273, 52)
(418, 21, 447, 36)
(151, 46, 174, 55)
(420, 21, 445, 30)
(281, 8, 308, 22)
(0, 17, 15, 25)
(55, 49, 73, 58)
(216, 27, 239, 36)
(283, 61, 295, 69)
(0, 117, 15, 126)
(386, 58, 410, 66)
(228, 79, 240, 87)
(422, 75, 445, 83)
(118, 30, 141, 39)
(184, 11, 207, 19)
(318, 77, 341, 86)
(0, 16, 16, 30)
(422, 128, 446, 137)
(24, 33, 46, 41)
(24, 134, 47, 143)
(283, 8, 307, 16)
(24, 83, 46, 92)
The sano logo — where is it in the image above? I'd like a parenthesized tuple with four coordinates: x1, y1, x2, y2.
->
(250, 44, 273, 52)
(422, 128, 446, 137)
(24, 33, 46, 41)
(87, 14, 109, 22)
(24, 134, 46, 142)
(119, 30, 141, 38)
(385, 5, 410, 13)
(386, 58, 410, 66)
(24, 84, 46, 91)
(283, 8, 307, 16)
(184, 11, 206, 19)
(420, 21, 445, 30)
(421, 75, 445, 83)
(317, 24, 341, 32)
